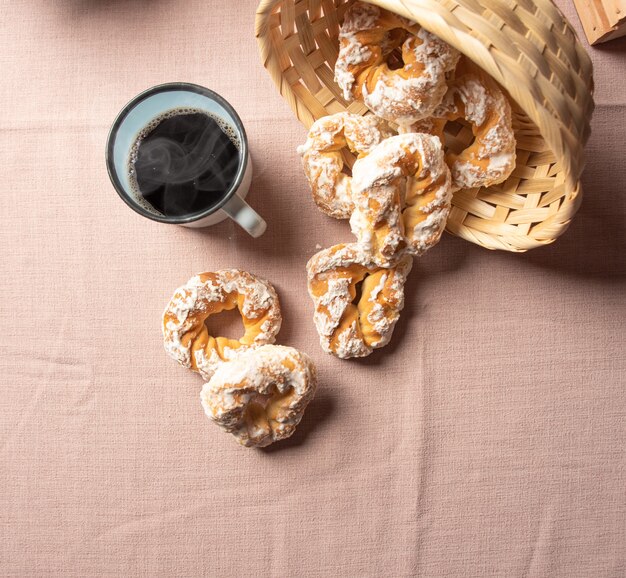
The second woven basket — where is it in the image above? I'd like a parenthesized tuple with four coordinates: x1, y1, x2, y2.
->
(255, 0, 594, 251)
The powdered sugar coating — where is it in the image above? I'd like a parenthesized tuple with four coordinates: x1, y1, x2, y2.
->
(297, 112, 393, 219)
(362, 30, 460, 125)
(200, 345, 317, 448)
(335, 3, 381, 99)
(163, 274, 221, 368)
(306, 243, 413, 359)
(349, 133, 452, 263)
(369, 272, 387, 300)
(335, 2, 460, 125)
(412, 73, 516, 191)
(162, 270, 282, 380)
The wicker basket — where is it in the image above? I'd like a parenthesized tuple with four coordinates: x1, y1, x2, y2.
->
(255, 0, 594, 251)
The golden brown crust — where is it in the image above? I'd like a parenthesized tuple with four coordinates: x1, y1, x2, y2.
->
(201, 345, 317, 447)
(306, 243, 413, 359)
(162, 270, 282, 380)
(335, 2, 460, 125)
(410, 72, 516, 191)
(297, 112, 393, 219)
(349, 133, 452, 264)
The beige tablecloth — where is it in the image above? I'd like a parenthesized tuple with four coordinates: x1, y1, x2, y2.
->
(1, 1, 624, 576)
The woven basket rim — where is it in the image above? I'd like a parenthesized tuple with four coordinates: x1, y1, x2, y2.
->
(370, 0, 593, 189)
(255, 0, 594, 251)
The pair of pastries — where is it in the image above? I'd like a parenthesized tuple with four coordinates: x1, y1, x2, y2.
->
(300, 126, 451, 358)
(299, 2, 517, 359)
(334, 1, 516, 191)
(163, 270, 317, 448)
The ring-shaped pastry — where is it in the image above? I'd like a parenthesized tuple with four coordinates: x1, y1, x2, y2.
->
(349, 133, 452, 264)
(297, 112, 393, 219)
(201, 345, 317, 447)
(163, 270, 282, 380)
(411, 73, 517, 191)
(306, 243, 413, 359)
(335, 2, 460, 126)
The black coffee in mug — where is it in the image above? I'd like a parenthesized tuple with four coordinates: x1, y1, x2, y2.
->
(128, 109, 240, 217)
(107, 83, 265, 236)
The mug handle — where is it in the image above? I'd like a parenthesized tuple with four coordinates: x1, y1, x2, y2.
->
(222, 194, 267, 238)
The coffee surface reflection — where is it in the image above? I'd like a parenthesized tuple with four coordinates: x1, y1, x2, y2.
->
(129, 109, 240, 216)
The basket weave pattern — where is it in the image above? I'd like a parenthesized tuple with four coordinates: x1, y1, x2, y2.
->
(255, 0, 594, 251)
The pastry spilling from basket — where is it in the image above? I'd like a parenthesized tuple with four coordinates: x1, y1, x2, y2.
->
(300, 1, 517, 359)
(159, 2, 518, 448)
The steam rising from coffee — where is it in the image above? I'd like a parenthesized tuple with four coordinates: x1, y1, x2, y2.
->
(129, 110, 240, 217)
